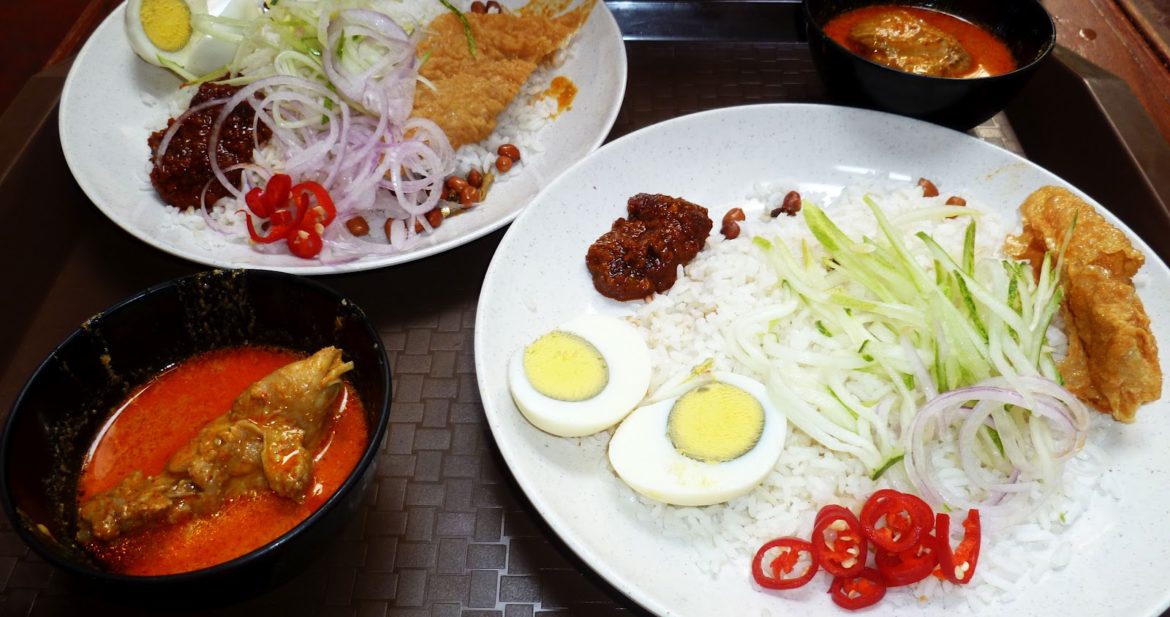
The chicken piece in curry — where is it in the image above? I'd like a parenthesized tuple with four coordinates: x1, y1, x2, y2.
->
(847, 9, 972, 77)
(1006, 186, 1162, 422)
(412, 0, 594, 149)
(77, 347, 353, 542)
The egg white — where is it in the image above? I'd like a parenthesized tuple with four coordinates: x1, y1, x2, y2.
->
(125, 0, 260, 76)
(508, 314, 652, 438)
(608, 372, 787, 506)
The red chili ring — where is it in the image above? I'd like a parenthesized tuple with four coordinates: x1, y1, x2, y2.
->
(874, 535, 938, 587)
(751, 537, 818, 590)
(860, 489, 932, 554)
(812, 504, 867, 578)
(936, 509, 981, 585)
(829, 566, 887, 610)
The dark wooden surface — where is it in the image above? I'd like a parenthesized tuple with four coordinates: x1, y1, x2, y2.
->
(0, 0, 118, 112)
(1045, 0, 1170, 145)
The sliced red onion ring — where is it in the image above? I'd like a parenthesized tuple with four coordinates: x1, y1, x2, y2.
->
(904, 375, 1090, 522)
(155, 5, 458, 262)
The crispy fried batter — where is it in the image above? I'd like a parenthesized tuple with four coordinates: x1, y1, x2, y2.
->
(1005, 186, 1161, 422)
(412, 0, 593, 149)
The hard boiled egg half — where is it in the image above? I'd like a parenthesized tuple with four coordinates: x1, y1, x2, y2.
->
(609, 372, 787, 506)
(125, 0, 261, 78)
(508, 315, 652, 437)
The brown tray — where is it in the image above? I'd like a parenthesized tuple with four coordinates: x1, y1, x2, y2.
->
(2, 2, 1169, 615)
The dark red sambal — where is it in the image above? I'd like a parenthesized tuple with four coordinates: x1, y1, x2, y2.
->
(586, 193, 712, 301)
(147, 81, 271, 210)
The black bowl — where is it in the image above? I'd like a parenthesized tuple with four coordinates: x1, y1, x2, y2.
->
(803, 0, 1056, 130)
(0, 269, 391, 603)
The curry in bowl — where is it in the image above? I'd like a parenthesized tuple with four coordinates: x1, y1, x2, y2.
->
(802, 0, 1056, 129)
(77, 345, 366, 575)
(822, 5, 1015, 78)
(0, 269, 390, 593)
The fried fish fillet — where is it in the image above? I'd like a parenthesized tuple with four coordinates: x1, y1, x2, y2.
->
(1005, 186, 1161, 422)
(412, 0, 593, 149)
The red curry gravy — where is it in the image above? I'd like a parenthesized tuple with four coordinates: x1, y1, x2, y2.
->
(824, 5, 1016, 78)
(542, 76, 578, 118)
(77, 346, 368, 576)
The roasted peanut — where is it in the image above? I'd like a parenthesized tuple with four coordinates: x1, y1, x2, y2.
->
(498, 143, 521, 161)
(486, 0, 502, 12)
(495, 154, 513, 173)
(721, 207, 746, 239)
(467, 168, 484, 188)
(459, 185, 478, 206)
(446, 176, 469, 192)
(771, 190, 802, 217)
(945, 196, 967, 206)
(425, 208, 444, 228)
(470, 1, 486, 13)
(345, 216, 370, 237)
(918, 177, 939, 198)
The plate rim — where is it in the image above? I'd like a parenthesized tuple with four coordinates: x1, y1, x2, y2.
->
(473, 101, 1170, 617)
(58, 0, 628, 275)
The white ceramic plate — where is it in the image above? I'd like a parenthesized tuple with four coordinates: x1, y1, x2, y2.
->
(474, 104, 1170, 617)
(59, 1, 626, 274)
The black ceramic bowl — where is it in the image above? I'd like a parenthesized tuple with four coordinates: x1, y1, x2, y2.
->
(803, 0, 1056, 130)
(0, 269, 390, 602)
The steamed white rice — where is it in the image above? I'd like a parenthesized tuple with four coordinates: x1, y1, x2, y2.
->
(601, 181, 1115, 610)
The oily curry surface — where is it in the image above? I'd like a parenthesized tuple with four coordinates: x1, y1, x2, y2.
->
(824, 5, 1015, 78)
(77, 346, 368, 575)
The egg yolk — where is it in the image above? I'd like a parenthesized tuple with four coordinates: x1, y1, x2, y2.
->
(140, 0, 193, 52)
(668, 382, 764, 463)
(522, 331, 608, 402)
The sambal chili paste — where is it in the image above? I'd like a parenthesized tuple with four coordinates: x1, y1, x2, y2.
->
(586, 193, 713, 301)
(147, 80, 271, 210)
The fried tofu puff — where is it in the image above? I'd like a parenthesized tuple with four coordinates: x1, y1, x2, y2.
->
(1006, 186, 1162, 422)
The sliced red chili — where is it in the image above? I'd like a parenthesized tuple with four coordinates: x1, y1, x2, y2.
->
(270, 204, 299, 228)
(245, 174, 292, 218)
(264, 173, 291, 209)
(288, 228, 324, 258)
(242, 175, 334, 260)
(292, 180, 336, 227)
(245, 215, 294, 244)
(812, 504, 867, 578)
(860, 489, 933, 554)
(875, 534, 938, 587)
(752, 537, 818, 590)
(828, 567, 886, 610)
(244, 187, 268, 217)
(752, 538, 818, 590)
(935, 509, 981, 585)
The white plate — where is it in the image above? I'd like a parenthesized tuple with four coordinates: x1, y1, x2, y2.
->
(59, 1, 626, 274)
(474, 104, 1170, 617)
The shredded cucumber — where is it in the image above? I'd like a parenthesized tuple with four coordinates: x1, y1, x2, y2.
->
(741, 195, 1064, 476)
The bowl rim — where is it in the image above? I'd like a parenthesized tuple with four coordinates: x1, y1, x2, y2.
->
(0, 268, 392, 584)
(801, 0, 1057, 82)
